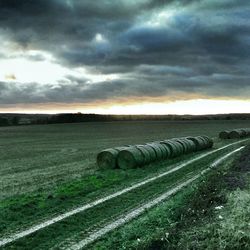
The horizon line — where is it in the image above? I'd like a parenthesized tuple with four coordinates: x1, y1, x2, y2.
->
(0, 112, 250, 116)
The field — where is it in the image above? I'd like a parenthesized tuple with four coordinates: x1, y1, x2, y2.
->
(1, 120, 250, 249)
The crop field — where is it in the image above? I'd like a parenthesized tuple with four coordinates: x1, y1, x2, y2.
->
(1, 120, 250, 249)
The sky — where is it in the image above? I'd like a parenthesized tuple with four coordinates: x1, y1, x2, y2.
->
(0, 0, 249, 115)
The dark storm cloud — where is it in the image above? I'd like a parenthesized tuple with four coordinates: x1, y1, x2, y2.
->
(137, 65, 194, 76)
(118, 11, 250, 63)
(0, 0, 250, 105)
(0, 0, 152, 46)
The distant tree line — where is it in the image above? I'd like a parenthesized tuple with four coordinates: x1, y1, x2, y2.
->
(0, 116, 20, 126)
(0, 113, 250, 127)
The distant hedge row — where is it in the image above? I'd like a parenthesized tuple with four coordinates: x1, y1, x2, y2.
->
(97, 135, 213, 169)
(219, 128, 250, 139)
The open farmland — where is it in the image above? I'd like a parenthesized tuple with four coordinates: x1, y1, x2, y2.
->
(1, 120, 250, 249)
(2, 120, 250, 198)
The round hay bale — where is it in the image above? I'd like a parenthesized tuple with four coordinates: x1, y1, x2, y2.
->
(172, 139, 188, 153)
(240, 129, 247, 137)
(238, 129, 246, 137)
(153, 142, 169, 159)
(117, 147, 144, 169)
(244, 128, 250, 136)
(181, 138, 196, 152)
(229, 129, 244, 139)
(178, 138, 195, 153)
(136, 145, 152, 164)
(97, 146, 128, 169)
(200, 135, 213, 148)
(197, 136, 210, 149)
(159, 141, 173, 157)
(186, 137, 204, 151)
(142, 145, 157, 161)
(188, 136, 207, 150)
(240, 128, 249, 136)
(157, 143, 169, 159)
(170, 140, 184, 155)
(186, 139, 196, 152)
(146, 143, 164, 160)
(166, 140, 183, 156)
(160, 140, 179, 157)
(219, 131, 230, 139)
(160, 143, 171, 158)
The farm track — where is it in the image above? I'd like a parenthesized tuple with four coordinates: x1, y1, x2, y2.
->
(67, 146, 245, 250)
(0, 139, 248, 249)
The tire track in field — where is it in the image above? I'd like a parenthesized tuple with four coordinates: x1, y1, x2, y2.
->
(0, 139, 248, 248)
(68, 146, 245, 250)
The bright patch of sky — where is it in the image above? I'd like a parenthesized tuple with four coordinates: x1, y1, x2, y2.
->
(0, 49, 119, 85)
(2, 99, 249, 115)
(145, 8, 177, 27)
(88, 99, 250, 115)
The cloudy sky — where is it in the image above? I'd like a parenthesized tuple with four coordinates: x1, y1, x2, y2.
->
(0, 0, 249, 114)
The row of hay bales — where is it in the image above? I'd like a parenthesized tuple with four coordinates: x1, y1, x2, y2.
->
(97, 135, 213, 169)
(219, 128, 250, 139)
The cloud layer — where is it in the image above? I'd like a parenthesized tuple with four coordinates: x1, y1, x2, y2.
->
(0, 0, 249, 109)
